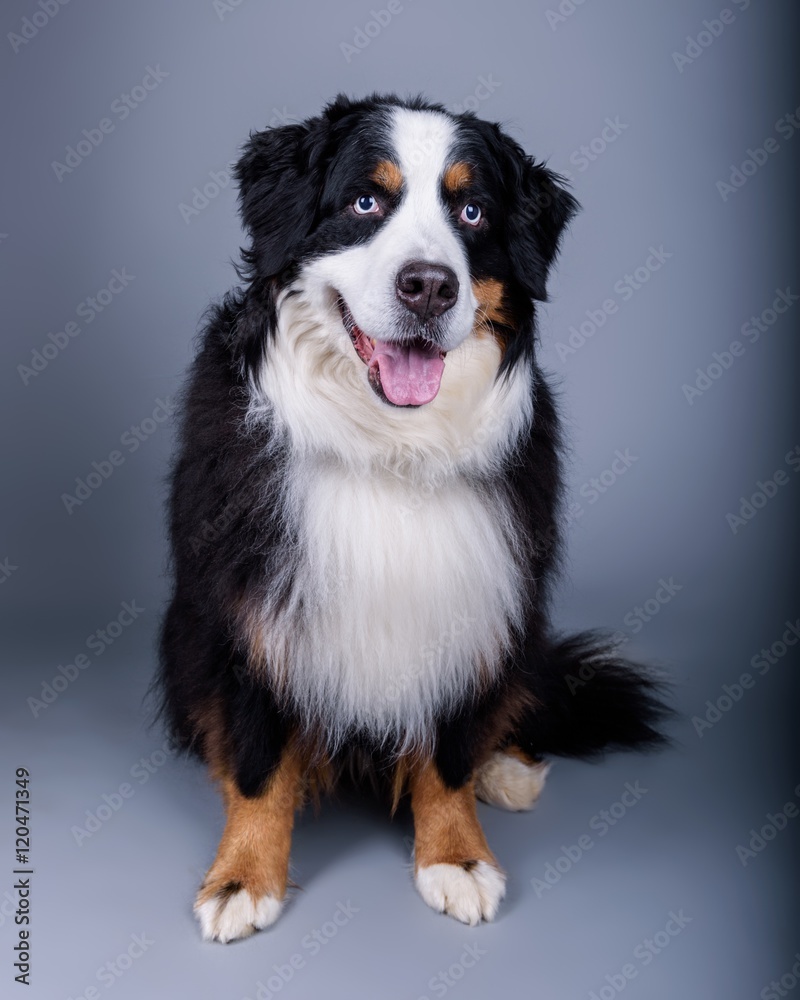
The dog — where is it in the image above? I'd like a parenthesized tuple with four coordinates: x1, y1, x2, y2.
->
(157, 93, 669, 943)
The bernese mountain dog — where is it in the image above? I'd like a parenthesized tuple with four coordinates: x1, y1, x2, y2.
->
(157, 93, 669, 942)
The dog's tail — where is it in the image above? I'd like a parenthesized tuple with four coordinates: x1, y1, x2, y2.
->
(513, 632, 673, 760)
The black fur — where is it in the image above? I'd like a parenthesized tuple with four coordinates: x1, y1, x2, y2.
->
(156, 93, 670, 800)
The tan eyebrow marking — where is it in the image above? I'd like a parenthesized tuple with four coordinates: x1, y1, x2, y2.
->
(370, 159, 404, 195)
(443, 161, 473, 194)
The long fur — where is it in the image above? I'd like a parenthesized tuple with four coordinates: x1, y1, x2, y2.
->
(155, 94, 670, 805)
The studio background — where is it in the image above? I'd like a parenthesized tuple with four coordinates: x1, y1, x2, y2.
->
(1, 1, 797, 997)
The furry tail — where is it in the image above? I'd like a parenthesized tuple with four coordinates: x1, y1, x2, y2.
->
(513, 632, 673, 760)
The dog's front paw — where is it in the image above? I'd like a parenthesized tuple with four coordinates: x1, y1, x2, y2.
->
(415, 860, 506, 925)
(194, 880, 283, 943)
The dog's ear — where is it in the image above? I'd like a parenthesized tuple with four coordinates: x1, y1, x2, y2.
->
(500, 136, 579, 302)
(235, 117, 329, 279)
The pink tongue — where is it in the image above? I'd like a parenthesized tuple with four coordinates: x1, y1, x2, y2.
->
(369, 340, 445, 406)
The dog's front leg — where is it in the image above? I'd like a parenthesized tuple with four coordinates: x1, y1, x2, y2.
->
(194, 742, 304, 943)
(409, 759, 506, 925)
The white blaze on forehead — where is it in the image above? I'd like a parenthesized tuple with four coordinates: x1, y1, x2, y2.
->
(390, 106, 455, 200)
(387, 107, 466, 264)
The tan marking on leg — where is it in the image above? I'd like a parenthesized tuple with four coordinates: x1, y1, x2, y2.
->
(371, 159, 403, 195)
(443, 161, 473, 195)
(391, 756, 411, 817)
(389, 748, 430, 816)
(305, 756, 336, 813)
(195, 742, 305, 941)
(409, 760, 506, 924)
(409, 760, 495, 871)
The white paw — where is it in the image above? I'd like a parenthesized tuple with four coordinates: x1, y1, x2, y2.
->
(195, 888, 282, 943)
(415, 860, 506, 925)
(475, 752, 550, 811)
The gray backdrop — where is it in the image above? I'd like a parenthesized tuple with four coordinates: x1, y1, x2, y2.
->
(1, 0, 798, 997)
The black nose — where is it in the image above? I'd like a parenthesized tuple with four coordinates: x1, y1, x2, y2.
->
(395, 262, 459, 320)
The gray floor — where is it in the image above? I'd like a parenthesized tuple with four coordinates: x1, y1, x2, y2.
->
(1, 0, 797, 996)
(1, 593, 796, 1000)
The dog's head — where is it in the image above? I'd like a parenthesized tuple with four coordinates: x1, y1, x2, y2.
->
(236, 94, 577, 421)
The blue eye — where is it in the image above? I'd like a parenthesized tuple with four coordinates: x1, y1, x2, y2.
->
(354, 194, 380, 215)
(460, 203, 482, 225)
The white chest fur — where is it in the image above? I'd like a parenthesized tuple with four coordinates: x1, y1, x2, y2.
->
(245, 291, 533, 748)
(256, 458, 524, 749)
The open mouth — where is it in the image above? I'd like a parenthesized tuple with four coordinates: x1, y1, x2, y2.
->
(338, 299, 446, 407)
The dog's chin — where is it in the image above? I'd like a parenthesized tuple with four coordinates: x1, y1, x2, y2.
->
(337, 298, 447, 409)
